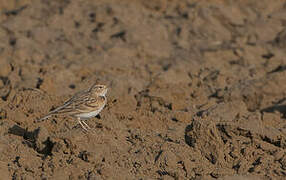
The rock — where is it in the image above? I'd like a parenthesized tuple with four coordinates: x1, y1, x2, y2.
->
(0, 108, 7, 120)
(34, 126, 52, 154)
(0, 61, 11, 77)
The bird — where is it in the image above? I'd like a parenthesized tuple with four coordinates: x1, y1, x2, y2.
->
(37, 84, 108, 130)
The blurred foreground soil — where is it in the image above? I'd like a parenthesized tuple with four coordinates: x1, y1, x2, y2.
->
(0, 0, 286, 179)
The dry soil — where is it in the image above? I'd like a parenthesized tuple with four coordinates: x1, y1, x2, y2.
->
(0, 0, 286, 179)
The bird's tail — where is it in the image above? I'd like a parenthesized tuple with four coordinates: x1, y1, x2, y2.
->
(37, 114, 53, 122)
(37, 105, 65, 122)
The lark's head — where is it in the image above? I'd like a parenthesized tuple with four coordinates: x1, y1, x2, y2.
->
(90, 84, 108, 96)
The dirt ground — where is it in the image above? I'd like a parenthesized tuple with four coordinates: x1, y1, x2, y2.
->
(0, 0, 286, 179)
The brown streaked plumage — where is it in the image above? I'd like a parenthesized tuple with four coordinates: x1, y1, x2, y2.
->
(38, 84, 108, 130)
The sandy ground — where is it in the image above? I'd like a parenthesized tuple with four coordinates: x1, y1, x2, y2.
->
(0, 0, 286, 179)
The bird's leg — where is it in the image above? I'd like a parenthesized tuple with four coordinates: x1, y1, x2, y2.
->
(81, 119, 91, 130)
(78, 117, 89, 131)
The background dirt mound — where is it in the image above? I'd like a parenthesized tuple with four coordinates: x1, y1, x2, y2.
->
(0, 0, 286, 179)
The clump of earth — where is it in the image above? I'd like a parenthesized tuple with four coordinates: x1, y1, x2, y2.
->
(0, 0, 286, 179)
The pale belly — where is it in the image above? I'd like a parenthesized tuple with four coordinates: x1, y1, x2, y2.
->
(75, 106, 104, 119)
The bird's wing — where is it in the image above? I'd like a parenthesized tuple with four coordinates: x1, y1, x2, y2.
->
(53, 94, 106, 115)
(37, 90, 106, 122)
(40, 90, 90, 116)
(69, 96, 106, 114)
(62, 89, 89, 106)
